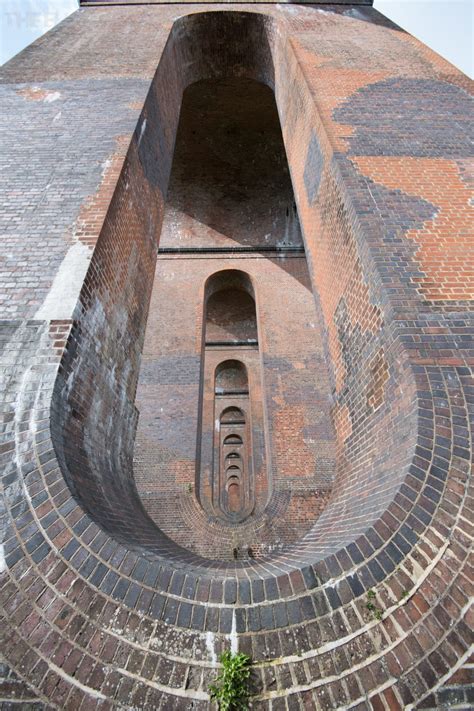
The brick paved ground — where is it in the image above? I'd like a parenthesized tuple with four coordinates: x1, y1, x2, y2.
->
(0, 2, 472, 708)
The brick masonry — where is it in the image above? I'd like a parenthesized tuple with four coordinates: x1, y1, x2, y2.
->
(133, 75, 335, 559)
(0, 3, 473, 709)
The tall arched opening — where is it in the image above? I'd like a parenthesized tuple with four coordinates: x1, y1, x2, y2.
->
(197, 273, 268, 522)
(132, 72, 336, 556)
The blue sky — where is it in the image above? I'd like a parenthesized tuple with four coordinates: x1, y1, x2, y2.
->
(0, 0, 472, 77)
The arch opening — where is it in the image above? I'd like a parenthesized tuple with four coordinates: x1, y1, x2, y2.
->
(52, 9, 417, 569)
(133, 56, 337, 547)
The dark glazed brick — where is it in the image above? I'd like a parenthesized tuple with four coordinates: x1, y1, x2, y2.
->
(169, 571, 185, 597)
(182, 575, 197, 600)
(131, 558, 148, 582)
(100, 571, 119, 595)
(224, 580, 237, 604)
(347, 543, 364, 565)
(335, 78, 474, 158)
(301, 566, 319, 590)
(111, 577, 130, 603)
(238, 580, 251, 605)
(163, 598, 179, 625)
(252, 579, 265, 604)
(300, 596, 316, 621)
(260, 605, 275, 630)
(264, 578, 280, 601)
(219, 608, 233, 634)
(286, 600, 302, 626)
(124, 583, 141, 608)
(31, 543, 51, 564)
(176, 602, 192, 628)
(347, 574, 365, 597)
(273, 602, 288, 629)
(248, 607, 261, 632)
(190, 604, 206, 631)
(325, 587, 342, 611)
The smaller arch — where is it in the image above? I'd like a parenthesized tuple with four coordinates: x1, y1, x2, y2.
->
(204, 269, 255, 303)
(220, 407, 245, 425)
(226, 465, 241, 475)
(227, 481, 241, 513)
(226, 474, 241, 489)
(204, 270, 258, 344)
(225, 452, 241, 462)
(215, 360, 249, 393)
(223, 434, 243, 445)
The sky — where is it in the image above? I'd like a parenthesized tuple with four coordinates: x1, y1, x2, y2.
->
(0, 0, 472, 77)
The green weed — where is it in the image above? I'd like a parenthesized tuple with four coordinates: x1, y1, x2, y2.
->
(210, 650, 252, 710)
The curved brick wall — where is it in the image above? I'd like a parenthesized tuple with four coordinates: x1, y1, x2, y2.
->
(1, 4, 472, 708)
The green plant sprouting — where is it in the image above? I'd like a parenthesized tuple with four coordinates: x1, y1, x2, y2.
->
(209, 650, 252, 710)
(366, 589, 383, 620)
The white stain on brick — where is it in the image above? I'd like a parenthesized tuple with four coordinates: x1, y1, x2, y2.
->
(14, 363, 34, 470)
(101, 157, 112, 177)
(138, 118, 147, 146)
(0, 544, 5, 573)
(34, 241, 91, 320)
(43, 90, 61, 103)
(344, 8, 368, 21)
(229, 608, 238, 654)
(206, 631, 217, 666)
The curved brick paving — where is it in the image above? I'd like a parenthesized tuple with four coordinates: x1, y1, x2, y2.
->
(1, 2, 473, 709)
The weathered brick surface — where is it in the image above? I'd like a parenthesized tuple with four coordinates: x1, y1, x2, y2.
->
(0, 3, 472, 708)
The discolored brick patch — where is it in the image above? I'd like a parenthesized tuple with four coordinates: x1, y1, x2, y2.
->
(351, 156, 474, 301)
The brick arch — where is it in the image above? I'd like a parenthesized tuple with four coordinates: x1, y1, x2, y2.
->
(50, 6, 424, 577)
(199, 268, 269, 522)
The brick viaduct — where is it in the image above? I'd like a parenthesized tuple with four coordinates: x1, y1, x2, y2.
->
(0, 1, 472, 708)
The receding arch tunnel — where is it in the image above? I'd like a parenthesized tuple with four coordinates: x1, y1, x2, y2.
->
(133, 70, 337, 555)
(52, 10, 420, 568)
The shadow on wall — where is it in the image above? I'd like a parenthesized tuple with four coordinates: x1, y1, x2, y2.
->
(163, 78, 302, 249)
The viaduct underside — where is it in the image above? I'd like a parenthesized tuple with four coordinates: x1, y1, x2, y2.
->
(0, 1, 472, 709)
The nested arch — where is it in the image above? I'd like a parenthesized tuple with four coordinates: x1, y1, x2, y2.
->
(51, 5, 420, 578)
(220, 405, 246, 424)
(196, 266, 269, 522)
(204, 269, 255, 301)
(204, 270, 258, 346)
(217, 404, 249, 518)
(174, 11, 276, 91)
(223, 434, 243, 445)
(216, 362, 249, 393)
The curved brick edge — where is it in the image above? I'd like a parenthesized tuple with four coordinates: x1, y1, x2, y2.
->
(2, 326, 471, 706)
(0, 660, 45, 708)
(1, 4, 473, 708)
(415, 656, 474, 710)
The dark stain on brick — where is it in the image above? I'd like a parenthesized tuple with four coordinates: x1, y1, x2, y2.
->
(335, 78, 474, 157)
(304, 131, 324, 204)
(336, 155, 438, 298)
